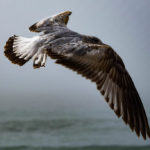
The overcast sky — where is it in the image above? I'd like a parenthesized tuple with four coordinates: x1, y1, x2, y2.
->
(0, 0, 150, 124)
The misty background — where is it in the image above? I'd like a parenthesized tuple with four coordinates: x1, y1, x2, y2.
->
(0, 0, 150, 147)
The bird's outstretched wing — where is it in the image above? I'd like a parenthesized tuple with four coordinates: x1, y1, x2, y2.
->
(47, 42, 150, 139)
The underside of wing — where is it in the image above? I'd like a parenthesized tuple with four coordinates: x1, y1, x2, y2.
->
(47, 42, 150, 139)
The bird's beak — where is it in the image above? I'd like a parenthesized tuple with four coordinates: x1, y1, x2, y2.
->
(29, 23, 39, 32)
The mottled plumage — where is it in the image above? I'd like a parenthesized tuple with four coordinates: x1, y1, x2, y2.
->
(4, 11, 150, 139)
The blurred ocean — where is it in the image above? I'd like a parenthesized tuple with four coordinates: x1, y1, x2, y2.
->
(0, 97, 149, 150)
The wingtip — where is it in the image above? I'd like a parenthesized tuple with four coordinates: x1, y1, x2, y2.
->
(147, 127, 150, 139)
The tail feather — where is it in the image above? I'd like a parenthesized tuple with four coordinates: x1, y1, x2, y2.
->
(4, 35, 47, 68)
(4, 35, 27, 66)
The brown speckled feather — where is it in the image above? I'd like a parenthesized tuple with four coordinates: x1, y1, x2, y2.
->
(48, 43, 150, 140)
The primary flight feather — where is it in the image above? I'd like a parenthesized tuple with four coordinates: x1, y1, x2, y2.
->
(4, 11, 150, 139)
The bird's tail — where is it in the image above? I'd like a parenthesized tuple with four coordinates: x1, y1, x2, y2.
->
(4, 35, 47, 68)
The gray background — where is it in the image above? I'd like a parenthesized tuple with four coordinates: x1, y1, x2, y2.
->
(0, 0, 150, 145)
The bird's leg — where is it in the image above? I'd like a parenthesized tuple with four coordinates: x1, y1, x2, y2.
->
(33, 48, 47, 69)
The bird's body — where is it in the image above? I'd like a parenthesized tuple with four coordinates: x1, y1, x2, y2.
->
(4, 11, 150, 139)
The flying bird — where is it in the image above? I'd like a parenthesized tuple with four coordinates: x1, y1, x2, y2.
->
(4, 11, 150, 139)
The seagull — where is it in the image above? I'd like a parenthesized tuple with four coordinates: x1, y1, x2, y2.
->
(4, 11, 150, 139)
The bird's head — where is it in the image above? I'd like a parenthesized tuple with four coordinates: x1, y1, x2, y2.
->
(29, 11, 72, 32)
